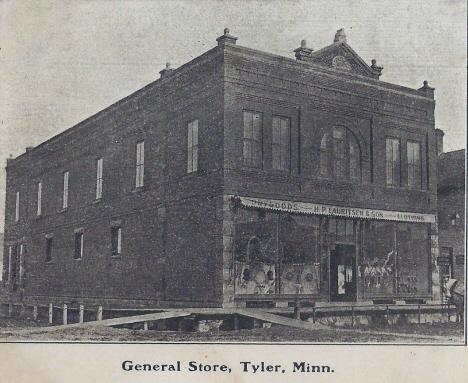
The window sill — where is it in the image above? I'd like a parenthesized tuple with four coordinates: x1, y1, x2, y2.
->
(59, 208, 68, 213)
(110, 254, 122, 259)
(93, 198, 103, 204)
(385, 184, 426, 191)
(74, 258, 83, 262)
(132, 187, 147, 194)
(45, 261, 53, 265)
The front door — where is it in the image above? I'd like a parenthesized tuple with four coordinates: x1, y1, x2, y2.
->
(330, 244, 356, 302)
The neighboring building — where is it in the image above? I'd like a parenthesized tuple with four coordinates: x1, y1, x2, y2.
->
(2, 29, 440, 310)
(0, 233, 3, 281)
(437, 148, 465, 299)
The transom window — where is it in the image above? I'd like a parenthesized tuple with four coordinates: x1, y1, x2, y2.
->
(272, 116, 291, 171)
(320, 126, 361, 181)
(243, 111, 263, 168)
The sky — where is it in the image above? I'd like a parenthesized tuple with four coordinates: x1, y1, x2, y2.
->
(0, 0, 466, 233)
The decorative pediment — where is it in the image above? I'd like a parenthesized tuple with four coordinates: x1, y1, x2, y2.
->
(294, 30, 383, 79)
(310, 42, 382, 78)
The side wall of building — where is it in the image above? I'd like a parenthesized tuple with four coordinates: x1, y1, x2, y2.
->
(3, 48, 226, 308)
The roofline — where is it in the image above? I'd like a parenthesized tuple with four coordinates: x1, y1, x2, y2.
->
(224, 44, 435, 101)
(7, 38, 434, 166)
(8, 45, 223, 166)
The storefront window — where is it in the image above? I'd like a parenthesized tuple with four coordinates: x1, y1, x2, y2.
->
(234, 210, 320, 295)
(362, 221, 396, 296)
(396, 223, 430, 295)
(362, 221, 430, 297)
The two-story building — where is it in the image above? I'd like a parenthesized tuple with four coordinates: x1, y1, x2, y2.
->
(2, 29, 440, 311)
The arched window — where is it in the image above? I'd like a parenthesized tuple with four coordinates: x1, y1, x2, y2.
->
(320, 126, 361, 181)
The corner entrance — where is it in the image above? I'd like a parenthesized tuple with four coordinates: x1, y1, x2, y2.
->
(330, 244, 356, 302)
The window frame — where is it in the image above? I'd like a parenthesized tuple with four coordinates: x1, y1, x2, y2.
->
(320, 126, 361, 182)
(386, 137, 401, 186)
(15, 191, 20, 222)
(242, 110, 263, 168)
(74, 232, 84, 260)
(37, 182, 42, 216)
(407, 140, 422, 189)
(187, 120, 199, 173)
(96, 157, 103, 200)
(135, 141, 145, 188)
(62, 171, 69, 209)
(271, 115, 291, 172)
(45, 237, 53, 263)
(111, 226, 122, 256)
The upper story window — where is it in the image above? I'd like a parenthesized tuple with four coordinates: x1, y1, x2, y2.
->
(135, 141, 144, 188)
(111, 226, 122, 256)
(187, 120, 199, 173)
(45, 237, 53, 263)
(15, 191, 20, 222)
(74, 232, 84, 260)
(407, 140, 422, 188)
(96, 157, 103, 199)
(272, 116, 291, 171)
(320, 126, 361, 181)
(243, 111, 263, 168)
(386, 137, 401, 186)
(37, 182, 42, 216)
(62, 171, 69, 209)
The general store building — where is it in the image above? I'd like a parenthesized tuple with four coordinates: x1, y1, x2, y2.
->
(2, 29, 440, 310)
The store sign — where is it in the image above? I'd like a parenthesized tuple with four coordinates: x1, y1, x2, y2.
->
(233, 196, 436, 223)
(437, 256, 451, 266)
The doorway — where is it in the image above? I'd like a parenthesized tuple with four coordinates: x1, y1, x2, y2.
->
(330, 244, 357, 302)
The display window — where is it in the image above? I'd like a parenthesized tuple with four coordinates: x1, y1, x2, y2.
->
(362, 221, 430, 297)
(396, 223, 430, 296)
(233, 210, 320, 295)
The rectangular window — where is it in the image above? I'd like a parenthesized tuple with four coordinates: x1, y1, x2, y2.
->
(96, 157, 103, 199)
(111, 226, 122, 256)
(37, 182, 42, 216)
(272, 116, 291, 171)
(74, 232, 83, 260)
(19, 244, 24, 284)
(407, 140, 422, 188)
(45, 238, 53, 263)
(386, 137, 401, 186)
(62, 171, 69, 209)
(243, 111, 263, 168)
(15, 191, 20, 222)
(135, 142, 144, 188)
(187, 120, 199, 173)
(6, 246, 12, 281)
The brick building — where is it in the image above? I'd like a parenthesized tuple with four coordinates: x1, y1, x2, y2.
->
(437, 148, 465, 299)
(2, 29, 441, 310)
